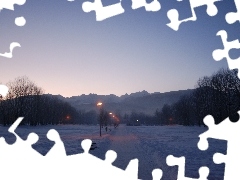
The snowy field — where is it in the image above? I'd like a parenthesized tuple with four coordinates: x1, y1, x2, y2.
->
(0, 124, 226, 180)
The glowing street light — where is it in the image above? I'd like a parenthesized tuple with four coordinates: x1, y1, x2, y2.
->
(97, 102, 103, 106)
(97, 102, 103, 137)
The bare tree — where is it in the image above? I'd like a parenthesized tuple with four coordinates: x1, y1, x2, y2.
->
(193, 68, 240, 124)
(5, 76, 44, 124)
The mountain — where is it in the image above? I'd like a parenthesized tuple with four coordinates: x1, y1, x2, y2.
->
(46, 89, 194, 115)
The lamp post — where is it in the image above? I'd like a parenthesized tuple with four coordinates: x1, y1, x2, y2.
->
(97, 102, 103, 137)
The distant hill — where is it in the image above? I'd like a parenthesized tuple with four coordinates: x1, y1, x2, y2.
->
(46, 89, 194, 115)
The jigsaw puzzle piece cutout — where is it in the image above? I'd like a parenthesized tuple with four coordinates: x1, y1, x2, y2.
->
(4, 117, 28, 144)
(82, 0, 125, 21)
(71, 139, 139, 180)
(7, 117, 42, 157)
(198, 114, 238, 151)
(225, 0, 240, 24)
(0, 137, 9, 157)
(26, 132, 39, 146)
(213, 152, 225, 165)
(102, 149, 139, 179)
(197, 115, 215, 151)
(131, 0, 161, 12)
(152, 168, 163, 180)
(43, 140, 98, 180)
(167, 0, 221, 31)
(0, 117, 36, 147)
(199, 111, 240, 142)
(124, 158, 139, 179)
(8, 117, 23, 135)
(0, 118, 43, 180)
(0, 0, 26, 11)
(0, 127, 16, 145)
(105, 150, 117, 164)
(166, 155, 209, 180)
(212, 30, 240, 78)
(0, 84, 9, 98)
(198, 112, 240, 180)
(212, 144, 240, 180)
(81, 138, 92, 153)
(0, 42, 21, 58)
(45, 129, 66, 157)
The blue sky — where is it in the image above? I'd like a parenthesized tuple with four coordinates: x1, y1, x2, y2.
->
(0, 0, 239, 97)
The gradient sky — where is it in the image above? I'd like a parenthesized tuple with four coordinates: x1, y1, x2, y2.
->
(0, 0, 239, 97)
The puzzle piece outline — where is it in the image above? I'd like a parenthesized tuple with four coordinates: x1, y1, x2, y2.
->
(166, 155, 209, 180)
(212, 30, 240, 78)
(225, 0, 240, 24)
(82, 0, 161, 21)
(0, 84, 9, 98)
(82, 0, 125, 21)
(0, 117, 163, 180)
(198, 112, 240, 180)
(167, 0, 222, 31)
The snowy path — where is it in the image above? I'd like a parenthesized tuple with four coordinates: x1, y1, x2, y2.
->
(105, 125, 184, 180)
(91, 124, 226, 180)
(0, 124, 226, 180)
(106, 125, 156, 180)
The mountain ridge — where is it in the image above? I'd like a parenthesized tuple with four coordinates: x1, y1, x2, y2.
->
(45, 89, 194, 115)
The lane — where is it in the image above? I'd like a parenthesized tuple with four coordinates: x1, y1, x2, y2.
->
(0, 124, 226, 179)
(107, 124, 162, 180)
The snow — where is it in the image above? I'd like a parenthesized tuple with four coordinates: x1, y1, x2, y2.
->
(0, 124, 226, 180)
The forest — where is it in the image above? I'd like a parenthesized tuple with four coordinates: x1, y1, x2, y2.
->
(1, 68, 239, 126)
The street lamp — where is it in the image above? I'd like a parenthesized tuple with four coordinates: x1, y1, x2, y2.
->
(109, 112, 116, 126)
(97, 102, 102, 106)
(97, 102, 103, 137)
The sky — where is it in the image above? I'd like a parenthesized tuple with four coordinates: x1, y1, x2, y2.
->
(0, 0, 239, 97)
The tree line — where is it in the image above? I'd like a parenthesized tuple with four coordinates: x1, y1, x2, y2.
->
(0, 76, 121, 127)
(126, 68, 240, 126)
(2, 68, 239, 126)
(0, 76, 80, 126)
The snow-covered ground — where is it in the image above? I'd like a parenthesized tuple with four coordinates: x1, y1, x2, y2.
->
(0, 124, 226, 180)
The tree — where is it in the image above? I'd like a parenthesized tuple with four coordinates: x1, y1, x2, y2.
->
(172, 95, 193, 126)
(0, 76, 81, 126)
(193, 68, 240, 125)
(161, 104, 172, 125)
(4, 76, 44, 125)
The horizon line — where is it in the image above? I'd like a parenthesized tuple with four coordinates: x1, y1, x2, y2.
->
(45, 88, 194, 98)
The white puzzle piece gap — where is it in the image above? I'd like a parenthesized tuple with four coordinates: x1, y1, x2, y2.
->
(0, 0, 27, 58)
(45, 129, 67, 157)
(82, 0, 125, 21)
(1, 117, 168, 180)
(212, 30, 240, 78)
(0, 84, 9, 98)
(0, 117, 42, 180)
(198, 111, 240, 180)
(131, 0, 161, 12)
(152, 168, 163, 180)
(15, 16, 26, 26)
(0, 0, 26, 11)
(166, 155, 209, 180)
(0, 42, 21, 58)
(225, 0, 240, 24)
(167, 0, 222, 31)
